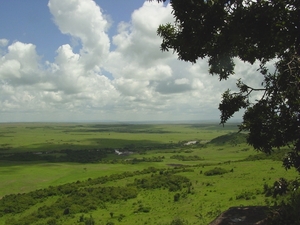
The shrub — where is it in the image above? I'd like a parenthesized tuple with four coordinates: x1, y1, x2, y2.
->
(170, 218, 189, 225)
(46, 218, 57, 225)
(106, 222, 115, 225)
(134, 205, 151, 213)
(204, 167, 228, 176)
(266, 189, 300, 225)
(235, 191, 255, 200)
(174, 193, 180, 202)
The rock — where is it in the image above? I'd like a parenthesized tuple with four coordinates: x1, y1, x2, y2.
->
(208, 206, 269, 225)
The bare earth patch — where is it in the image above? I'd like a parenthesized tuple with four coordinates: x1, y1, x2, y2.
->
(208, 206, 269, 225)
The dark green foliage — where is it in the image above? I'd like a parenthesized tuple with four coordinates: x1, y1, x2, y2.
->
(235, 191, 257, 200)
(0, 144, 178, 163)
(117, 214, 125, 222)
(155, 2, 300, 222)
(0, 189, 53, 216)
(156, 0, 299, 72)
(263, 178, 300, 198)
(155, 0, 300, 173)
(4, 217, 18, 225)
(106, 222, 114, 225)
(0, 148, 108, 163)
(204, 167, 228, 176)
(132, 173, 190, 192)
(79, 214, 85, 222)
(134, 205, 151, 213)
(0, 168, 152, 223)
(209, 132, 247, 146)
(77, 215, 96, 225)
(173, 193, 180, 202)
(266, 190, 300, 225)
(0, 166, 193, 224)
(84, 215, 95, 225)
(130, 156, 164, 164)
(3, 185, 134, 224)
(46, 218, 57, 225)
(262, 178, 300, 224)
(169, 218, 189, 225)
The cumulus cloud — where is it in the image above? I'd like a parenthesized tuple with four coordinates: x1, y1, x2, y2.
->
(103, 0, 246, 119)
(0, 0, 268, 122)
(0, 42, 43, 86)
(110, 2, 173, 66)
(0, 0, 118, 121)
(48, 0, 110, 70)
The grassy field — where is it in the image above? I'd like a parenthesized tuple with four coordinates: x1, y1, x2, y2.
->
(0, 123, 298, 225)
(0, 123, 239, 152)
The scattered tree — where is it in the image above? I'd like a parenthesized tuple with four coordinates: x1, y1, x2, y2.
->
(173, 193, 181, 202)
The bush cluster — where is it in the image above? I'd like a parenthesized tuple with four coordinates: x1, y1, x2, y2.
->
(131, 173, 191, 192)
(1, 166, 192, 225)
(204, 167, 228, 176)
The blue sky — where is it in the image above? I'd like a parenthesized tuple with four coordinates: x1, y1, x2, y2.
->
(0, 0, 261, 122)
(0, 0, 147, 60)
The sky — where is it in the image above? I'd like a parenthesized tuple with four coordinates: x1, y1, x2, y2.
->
(0, 0, 266, 122)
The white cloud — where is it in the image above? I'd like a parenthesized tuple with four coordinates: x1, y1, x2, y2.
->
(110, 2, 173, 67)
(175, 78, 189, 85)
(0, 0, 118, 121)
(0, 39, 9, 47)
(0, 42, 42, 85)
(0, 0, 269, 122)
(48, 0, 111, 70)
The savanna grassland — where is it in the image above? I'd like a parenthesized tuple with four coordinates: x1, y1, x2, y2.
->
(0, 123, 298, 225)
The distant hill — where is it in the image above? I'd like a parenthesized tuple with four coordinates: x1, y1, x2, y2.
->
(209, 132, 247, 145)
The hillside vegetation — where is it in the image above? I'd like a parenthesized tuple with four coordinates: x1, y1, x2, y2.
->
(0, 123, 298, 225)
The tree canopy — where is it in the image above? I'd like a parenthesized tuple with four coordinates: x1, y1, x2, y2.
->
(152, 0, 300, 172)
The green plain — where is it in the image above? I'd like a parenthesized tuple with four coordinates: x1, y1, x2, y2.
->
(0, 123, 298, 225)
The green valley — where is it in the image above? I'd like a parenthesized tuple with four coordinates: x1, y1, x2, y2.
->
(0, 123, 297, 225)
